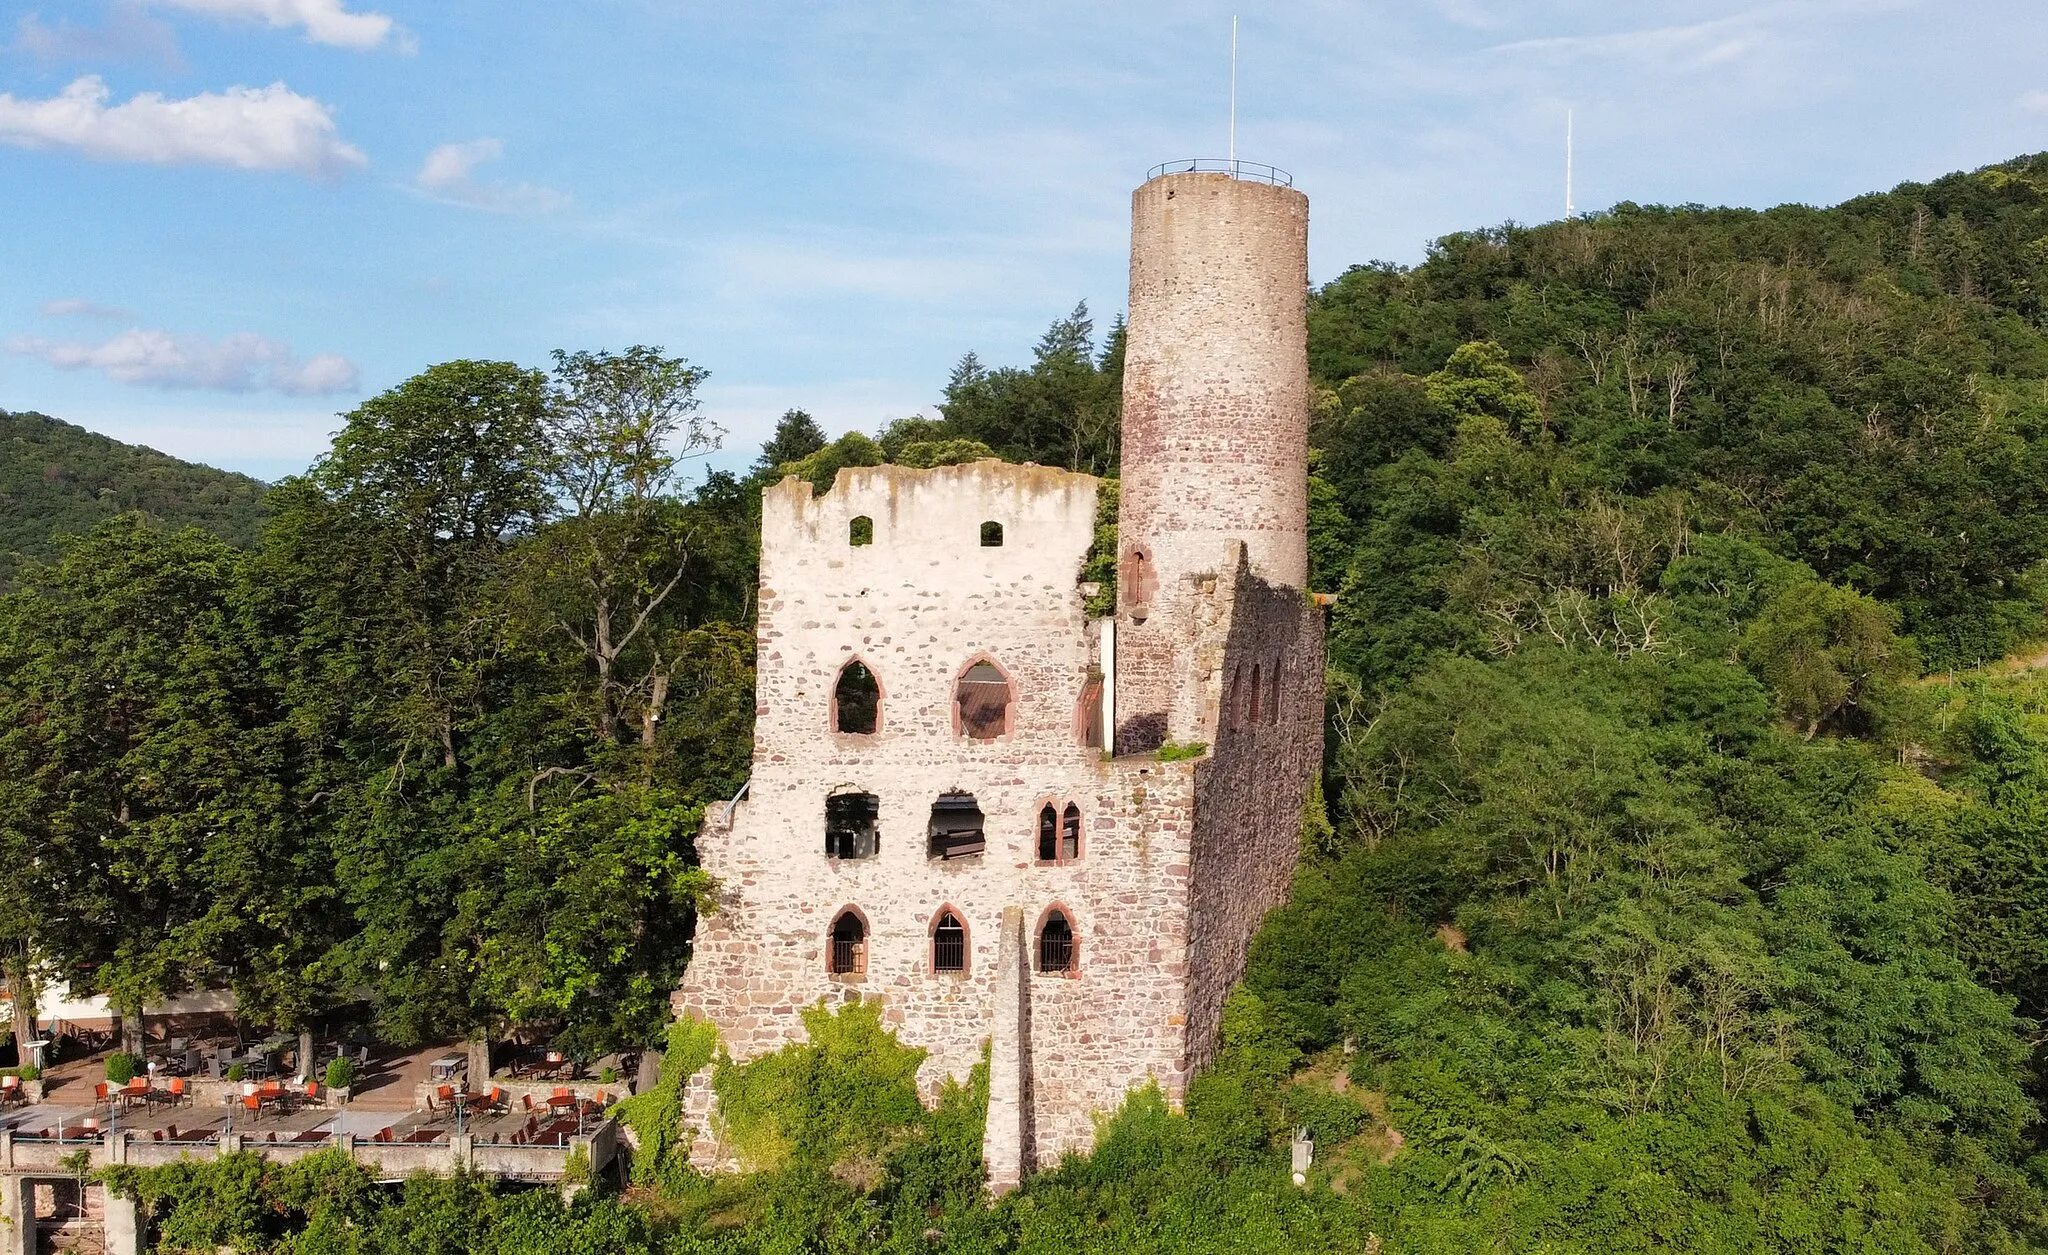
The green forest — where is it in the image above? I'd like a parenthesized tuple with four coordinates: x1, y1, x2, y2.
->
(0, 409, 269, 584)
(11, 151, 2048, 1251)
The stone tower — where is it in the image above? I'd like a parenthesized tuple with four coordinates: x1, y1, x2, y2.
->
(673, 164, 1324, 1194)
(1114, 171, 1311, 753)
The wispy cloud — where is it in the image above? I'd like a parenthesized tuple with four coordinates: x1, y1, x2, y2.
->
(15, 4, 182, 68)
(0, 76, 366, 178)
(2020, 90, 2048, 113)
(140, 0, 409, 52)
(413, 139, 567, 212)
(42, 297, 137, 320)
(6, 326, 360, 395)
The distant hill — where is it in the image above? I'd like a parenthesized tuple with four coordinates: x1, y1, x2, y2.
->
(0, 409, 268, 582)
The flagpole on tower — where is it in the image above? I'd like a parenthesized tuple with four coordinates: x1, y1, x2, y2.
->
(1229, 16, 1239, 176)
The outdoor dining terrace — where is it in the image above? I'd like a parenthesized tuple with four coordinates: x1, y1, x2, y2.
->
(0, 1088, 618, 1183)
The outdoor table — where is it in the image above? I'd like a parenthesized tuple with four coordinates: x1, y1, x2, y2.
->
(292, 1130, 329, 1143)
(546, 1093, 577, 1112)
(428, 1054, 465, 1083)
(119, 1080, 150, 1111)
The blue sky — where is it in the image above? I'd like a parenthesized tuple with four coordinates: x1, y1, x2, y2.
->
(1, 0, 2043, 481)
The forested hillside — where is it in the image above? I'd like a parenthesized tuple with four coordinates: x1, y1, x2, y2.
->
(0, 409, 268, 581)
(11, 154, 2048, 1252)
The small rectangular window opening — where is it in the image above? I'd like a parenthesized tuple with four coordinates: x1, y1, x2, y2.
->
(980, 520, 1004, 547)
(825, 793, 880, 859)
(850, 515, 874, 546)
(928, 793, 986, 860)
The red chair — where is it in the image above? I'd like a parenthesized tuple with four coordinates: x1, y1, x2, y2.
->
(93, 1082, 111, 1110)
(168, 1077, 191, 1107)
(242, 1094, 262, 1122)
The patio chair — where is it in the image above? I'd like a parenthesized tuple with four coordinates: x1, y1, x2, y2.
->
(169, 1077, 191, 1107)
(520, 1093, 535, 1113)
(302, 1080, 322, 1108)
(373, 1126, 393, 1144)
(0, 1075, 22, 1107)
(242, 1094, 262, 1122)
(93, 1082, 111, 1111)
(484, 1085, 507, 1114)
(432, 1084, 455, 1112)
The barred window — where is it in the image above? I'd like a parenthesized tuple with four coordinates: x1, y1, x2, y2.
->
(932, 911, 967, 974)
(955, 660, 1011, 740)
(828, 910, 867, 975)
(1038, 911, 1074, 974)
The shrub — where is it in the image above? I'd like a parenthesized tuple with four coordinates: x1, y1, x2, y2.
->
(324, 1056, 356, 1090)
(226, 1063, 245, 1083)
(1157, 741, 1208, 762)
(105, 1052, 142, 1085)
(17, 1064, 39, 1082)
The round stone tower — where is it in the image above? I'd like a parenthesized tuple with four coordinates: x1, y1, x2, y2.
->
(1113, 168, 1309, 752)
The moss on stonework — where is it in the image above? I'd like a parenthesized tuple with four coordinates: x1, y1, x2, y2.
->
(612, 1014, 720, 1188)
(1156, 741, 1208, 762)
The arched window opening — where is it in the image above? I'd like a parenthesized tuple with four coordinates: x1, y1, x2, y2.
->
(1263, 658, 1281, 724)
(928, 792, 986, 860)
(955, 660, 1011, 740)
(828, 910, 867, 975)
(1038, 911, 1075, 975)
(825, 792, 879, 859)
(932, 911, 968, 974)
(1079, 673, 1105, 748)
(1225, 666, 1241, 731)
(849, 515, 874, 546)
(1037, 804, 1059, 862)
(1123, 547, 1156, 623)
(833, 659, 880, 734)
(1246, 664, 1263, 728)
(980, 520, 1004, 547)
(1061, 803, 1081, 861)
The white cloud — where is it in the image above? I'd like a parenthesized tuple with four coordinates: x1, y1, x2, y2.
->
(16, 5, 182, 67)
(413, 139, 568, 213)
(42, 297, 137, 320)
(0, 76, 366, 178)
(6, 327, 361, 396)
(2020, 90, 2048, 113)
(141, 0, 407, 52)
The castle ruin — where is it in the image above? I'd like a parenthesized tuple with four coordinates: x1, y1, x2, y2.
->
(674, 165, 1326, 1190)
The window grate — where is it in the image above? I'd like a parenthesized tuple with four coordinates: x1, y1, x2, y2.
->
(1039, 914, 1074, 974)
(933, 914, 967, 973)
(829, 913, 866, 975)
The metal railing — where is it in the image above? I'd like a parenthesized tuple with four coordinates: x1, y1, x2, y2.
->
(1147, 158, 1293, 186)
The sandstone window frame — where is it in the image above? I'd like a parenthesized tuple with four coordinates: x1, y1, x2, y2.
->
(831, 657, 883, 736)
(1034, 800, 1082, 864)
(1077, 672, 1105, 748)
(827, 906, 869, 977)
(952, 655, 1015, 741)
(824, 791, 880, 860)
(980, 520, 1004, 547)
(849, 515, 874, 546)
(930, 907, 970, 976)
(1036, 904, 1078, 976)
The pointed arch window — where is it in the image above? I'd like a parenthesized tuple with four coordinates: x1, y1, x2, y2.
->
(833, 659, 880, 734)
(1035, 802, 1083, 864)
(849, 515, 874, 546)
(955, 659, 1012, 740)
(828, 909, 867, 976)
(932, 910, 968, 974)
(1038, 910, 1075, 975)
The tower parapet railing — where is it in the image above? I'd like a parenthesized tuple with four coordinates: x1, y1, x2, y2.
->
(1146, 158, 1292, 187)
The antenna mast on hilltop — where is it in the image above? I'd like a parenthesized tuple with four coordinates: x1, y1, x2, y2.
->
(1565, 108, 1575, 220)
(1228, 15, 1239, 175)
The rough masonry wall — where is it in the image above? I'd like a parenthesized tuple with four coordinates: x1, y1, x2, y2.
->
(1183, 555, 1327, 1068)
(1114, 171, 1310, 754)
(675, 461, 1204, 1170)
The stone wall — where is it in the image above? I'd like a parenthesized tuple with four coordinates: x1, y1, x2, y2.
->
(675, 461, 1206, 1169)
(1184, 556, 1326, 1068)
